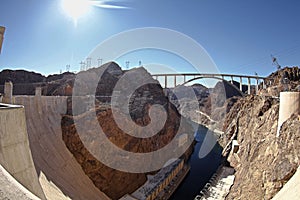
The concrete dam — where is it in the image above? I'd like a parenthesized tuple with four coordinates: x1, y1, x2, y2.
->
(0, 96, 110, 200)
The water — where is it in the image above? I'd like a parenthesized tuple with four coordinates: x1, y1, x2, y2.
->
(170, 124, 223, 200)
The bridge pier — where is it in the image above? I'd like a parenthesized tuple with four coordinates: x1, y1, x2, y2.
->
(239, 77, 243, 91)
(248, 78, 251, 95)
(256, 79, 259, 94)
(174, 75, 177, 87)
(165, 75, 167, 88)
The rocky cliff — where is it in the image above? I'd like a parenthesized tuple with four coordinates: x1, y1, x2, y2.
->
(168, 80, 242, 131)
(0, 63, 193, 199)
(61, 63, 193, 199)
(0, 69, 75, 95)
(220, 66, 300, 200)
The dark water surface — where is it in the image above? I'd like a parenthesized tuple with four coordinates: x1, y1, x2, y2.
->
(170, 124, 223, 200)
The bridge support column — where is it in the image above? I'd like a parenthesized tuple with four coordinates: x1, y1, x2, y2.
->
(231, 76, 234, 83)
(256, 79, 259, 94)
(239, 77, 243, 92)
(164, 75, 167, 88)
(174, 75, 176, 87)
(183, 75, 186, 83)
(262, 80, 266, 89)
(248, 78, 251, 95)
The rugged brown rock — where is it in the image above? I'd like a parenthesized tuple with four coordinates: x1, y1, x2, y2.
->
(261, 66, 300, 96)
(168, 81, 242, 131)
(61, 64, 193, 199)
(221, 95, 300, 200)
(218, 67, 300, 199)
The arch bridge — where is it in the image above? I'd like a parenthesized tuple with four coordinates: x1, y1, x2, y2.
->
(151, 73, 274, 94)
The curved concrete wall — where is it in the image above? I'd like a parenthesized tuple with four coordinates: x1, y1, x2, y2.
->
(0, 164, 41, 200)
(0, 103, 46, 199)
(277, 92, 300, 136)
(272, 166, 300, 200)
(14, 96, 110, 200)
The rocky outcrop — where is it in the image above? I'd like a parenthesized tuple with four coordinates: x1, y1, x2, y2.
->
(221, 94, 300, 200)
(268, 66, 300, 85)
(0, 69, 76, 95)
(0, 69, 45, 84)
(61, 64, 193, 199)
(168, 81, 242, 131)
(0, 62, 124, 96)
(261, 66, 300, 96)
(217, 67, 300, 200)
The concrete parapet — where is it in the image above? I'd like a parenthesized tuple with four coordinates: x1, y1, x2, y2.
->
(277, 92, 300, 136)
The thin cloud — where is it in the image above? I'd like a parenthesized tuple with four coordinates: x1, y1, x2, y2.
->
(89, 0, 131, 9)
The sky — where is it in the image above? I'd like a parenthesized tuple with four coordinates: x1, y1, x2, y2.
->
(0, 0, 300, 77)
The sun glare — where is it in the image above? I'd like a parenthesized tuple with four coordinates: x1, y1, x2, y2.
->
(61, 0, 90, 25)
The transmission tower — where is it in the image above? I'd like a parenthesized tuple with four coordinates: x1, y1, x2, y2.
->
(125, 61, 130, 69)
(86, 57, 92, 69)
(271, 55, 281, 70)
(66, 64, 70, 72)
(97, 58, 103, 67)
(80, 61, 86, 71)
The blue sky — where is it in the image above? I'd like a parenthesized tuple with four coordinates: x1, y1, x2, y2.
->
(0, 0, 300, 76)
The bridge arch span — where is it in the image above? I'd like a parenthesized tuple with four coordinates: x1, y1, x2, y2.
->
(182, 76, 245, 97)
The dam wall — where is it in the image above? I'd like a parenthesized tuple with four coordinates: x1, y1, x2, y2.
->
(272, 166, 300, 200)
(0, 163, 41, 200)
(0, 95, 110, 199)
(0, 103, 46, 199)
(13, 95, 110, 200)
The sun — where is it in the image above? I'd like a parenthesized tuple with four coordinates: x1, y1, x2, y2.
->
(61, 0, 90, 25)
